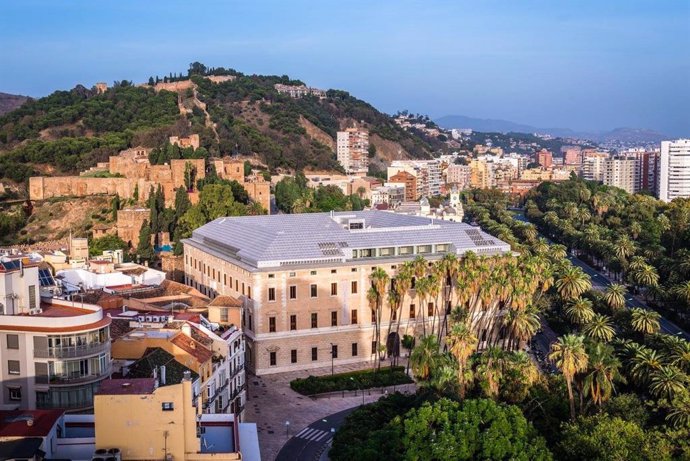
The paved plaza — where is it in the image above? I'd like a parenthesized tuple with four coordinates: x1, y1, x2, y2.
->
(243, 359, 416, 460)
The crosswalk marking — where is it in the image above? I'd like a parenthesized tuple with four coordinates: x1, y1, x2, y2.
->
(295, 427, 331, 442)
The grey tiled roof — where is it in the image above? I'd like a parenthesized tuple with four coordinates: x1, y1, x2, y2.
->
(185, 211, 510, 268)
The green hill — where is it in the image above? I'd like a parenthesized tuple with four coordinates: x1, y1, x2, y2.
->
(0, 62, 443, 185)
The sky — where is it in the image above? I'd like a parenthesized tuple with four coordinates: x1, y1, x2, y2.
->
(1, 0, 688, 136)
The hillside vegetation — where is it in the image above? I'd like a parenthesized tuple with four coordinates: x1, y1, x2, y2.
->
(0, 63, 439, 185)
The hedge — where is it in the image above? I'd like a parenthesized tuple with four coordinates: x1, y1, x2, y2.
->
(290, 366, 413, 396)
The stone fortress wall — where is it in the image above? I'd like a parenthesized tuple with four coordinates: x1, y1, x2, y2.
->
(29, 136, 271, 212)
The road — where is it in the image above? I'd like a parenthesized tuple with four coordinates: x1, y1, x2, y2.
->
(512, 209, 690, 341)
(275, 407, 357, 461)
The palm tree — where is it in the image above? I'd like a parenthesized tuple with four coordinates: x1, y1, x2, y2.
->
(649, 366, 687, 401)
(503, 306, 540, 350)
(603, 284, 627, 311)
(666, 338, 690, 373)
(448, 323, 477, 398)
(565, 298, 595, 325)
(369, 268, 390, 370)
(673, 281, 690, 305)
(476, 346, 505, 399)
(549, 334, 589, 419)
(555, 267, 592, 300)
(612, 235, 637, 262)
(629, 264, 659, 289)
(629, 308, 661, 335)
(630, 347, 663, 386)
(410, 335, 439, 381)
(583, 314, 616, 342)
(666, 392, 690, 428)
(583, 343, 624, 407)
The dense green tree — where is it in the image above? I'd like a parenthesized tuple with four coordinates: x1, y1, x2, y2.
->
(89, 234, 129, 256)
(136, 220, 154, 261)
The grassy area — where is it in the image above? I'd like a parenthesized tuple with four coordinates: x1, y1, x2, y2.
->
(290, 366, 413, 396)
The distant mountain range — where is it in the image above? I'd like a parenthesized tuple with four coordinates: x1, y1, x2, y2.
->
(435, 114, 668, 145)
(0, 92, 29, 116)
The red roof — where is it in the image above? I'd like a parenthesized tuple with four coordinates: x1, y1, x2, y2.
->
(96, 378, 157, 395)
(171, 333, 213, 364)
(0, 410, 64, 437)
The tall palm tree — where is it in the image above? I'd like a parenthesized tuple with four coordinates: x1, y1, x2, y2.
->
(629, 264, 660, 289)
(565, 298, 595, 325)
(666, 392, 690, 428)
(629, 308, 661, 335)
(448, 323, 477, 398)
(673, 281, 690, 305)
(409, 334, 439, 381)
(583, 343, 624, 407)
(666, 338, 690, 373)
(549, 334, 589, 419)
(369, 267, 390, 371)
(612, 235, 637, 262)
(503, 306, 540, 350)
(603, 283, 627, 311)
(476, 346, 505, 399)
(649, 366, 687, 401)
(555, 267, 592, 300)
(583, 314, 616, 342)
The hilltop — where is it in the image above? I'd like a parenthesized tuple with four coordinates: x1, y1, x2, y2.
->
(0, 92, 29, 116)
(0, 63, 442, 187)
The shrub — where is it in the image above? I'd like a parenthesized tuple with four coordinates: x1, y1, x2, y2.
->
(290, 367, 412, 395)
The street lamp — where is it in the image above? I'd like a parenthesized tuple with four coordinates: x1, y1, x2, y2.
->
(329, 343, 335, 376)
(284, 420, 290, 439)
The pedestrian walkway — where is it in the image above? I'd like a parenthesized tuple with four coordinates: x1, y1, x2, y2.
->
(295, 427, 331, 442)
(243, 359, 416, 460)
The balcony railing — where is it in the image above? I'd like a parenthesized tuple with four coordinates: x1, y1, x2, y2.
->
(35, 366, 111, 386)
(34, 342, 110, 359)
(230, 363, 245, 379)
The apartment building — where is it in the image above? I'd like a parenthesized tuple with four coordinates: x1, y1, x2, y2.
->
(371, 184, 405, 207)
(0, 260, 111, 411)
(111, 319, 246, 419)
(536, 149, 553, 169)
(445, 164, 472, 190)
(388, 170, 418, 201)
(183, 211, 510, 375)
(582, 152, 610, 181)
(388, 160, 442, 197)
(621, 148, 660, 194)
(658, 139, 690, 202)
(602, 157, 640, 194)
(337, 128, 370, 175)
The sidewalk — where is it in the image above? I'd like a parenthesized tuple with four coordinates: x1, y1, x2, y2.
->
(243, 360, 416, 461)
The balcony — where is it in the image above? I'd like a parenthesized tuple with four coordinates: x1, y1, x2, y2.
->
(229, 363, 245, 379)
(35, 366, 111, 386)
(34, 342, 110, 359)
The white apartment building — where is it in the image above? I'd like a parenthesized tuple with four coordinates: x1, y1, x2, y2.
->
(602, 157, 640, 194)
(337, 128, 370, 175)
(0, 260, 111, 411)
(582, 152, 610, 182)
(388, 160, 442, 197)
(658, 139, 690, 202)
(446, 164, 472, 190)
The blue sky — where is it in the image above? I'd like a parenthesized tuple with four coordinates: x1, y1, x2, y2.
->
(1, 0, 688, 135)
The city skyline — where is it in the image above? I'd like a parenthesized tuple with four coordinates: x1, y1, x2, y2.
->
(1, 0, 688, 136)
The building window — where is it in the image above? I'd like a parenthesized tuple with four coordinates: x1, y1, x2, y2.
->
(220, 308, 229, 322)
(6, 334, 19, 350)
(248, 286, 252, 299)
(310, 284, 318, 298)
(311, 347, 318, 361)
(8, 360, 19, 375)
(242, 283, 245, 295)
(351, 309, 358, 324)
(310, 270, 317, 275)
(331, 283, 338, 296)
(331, 344, 338, 359)
(392, 309, 397, 321)
(399, 246, 413, 255)
(269, 352, 277, 366)
(379, 247, 394, 257)
(372, 341, 377, 355)
(311, 313, 318, 328)
(290, 315, 297, 331)
(268, 288, 276, 302)
(331, 269, 337, 274)
(351, 281, 358, 294)
(291, 349, 297, 364)
(411, 277, 416, 289)
(289, 272, 296, 277)
(8, 387, 21, 401)
(224, 274, 228, 285)
(352, 343, 358, 356)
(268, 274, 275, 279)
(249, 314, 253, 331)
(371, 311, 376, 324)
(269, 316, 276, 333)
(331, 311, 338, 327)
(409, 304, 416, 319)
(289, 285, 297, 299)
(28, 285, 36, 310)
(351, 268, 357, 272)
(162, 402, 174, 411)
(428, 303, 434, 317)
